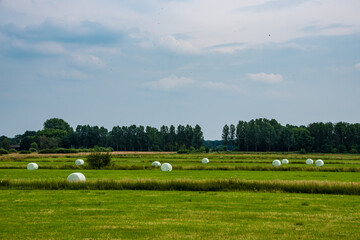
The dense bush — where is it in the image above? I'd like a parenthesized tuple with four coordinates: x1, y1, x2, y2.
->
(29, 148, 37, 153)
(0, 148, 9, 154)
(19, 150, 30, 154)
(87, 152, 112, 169)
(8, 149, 17, 153)
(38, 148, 79, 154)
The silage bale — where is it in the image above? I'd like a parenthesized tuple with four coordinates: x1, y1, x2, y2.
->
(315, 159, 324, 167)
(161, 163, 172, 171)
(306, 159, 313, 165)
(27, 163, 38, 170)
(282, 159, 289, 164)
(202, 158, 209, 164)
(67, 173, 86, 182)
(151, 161, 161, 167)
(75, 159, 84, 166)
(272, 160, 281, 167)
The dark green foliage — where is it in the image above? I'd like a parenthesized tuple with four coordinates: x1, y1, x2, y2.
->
(19, 150, 30, 154)
(29, 148, 37, 153)
(8, 149, 17, 153)
(0, 136, 11, 150)
(0, 148, 9, 155)
(38, 148, 79, 154)
(87, 152, 112, 169)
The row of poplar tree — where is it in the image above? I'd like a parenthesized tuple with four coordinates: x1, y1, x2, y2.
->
(6, 118, 204, 151)
(221, 118, 360, 153)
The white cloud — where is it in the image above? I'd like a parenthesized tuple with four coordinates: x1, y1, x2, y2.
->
(355, 63, 360, 70)
(146, 75, 195, 91)
(247, 73, 283, 83)
(11, 40, 67, 55)
(157, 35, 199, 55)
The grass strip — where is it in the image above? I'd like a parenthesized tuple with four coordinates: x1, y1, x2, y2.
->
(1, 164, 359, 172)
(1, 178, 359, 195)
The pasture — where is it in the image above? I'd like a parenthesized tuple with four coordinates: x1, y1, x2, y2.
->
(1, 152, 360, 239)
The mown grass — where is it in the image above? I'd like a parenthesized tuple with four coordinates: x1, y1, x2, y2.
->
(1, 169, 360, 182)
(0, 190, 359, 240)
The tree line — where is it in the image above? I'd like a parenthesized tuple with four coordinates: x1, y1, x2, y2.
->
(221, 118, 360, 153)
(0, 118, 204, 152)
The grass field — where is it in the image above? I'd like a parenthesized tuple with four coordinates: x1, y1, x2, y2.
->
(1, 152, 360, 239)
(1, 190, 359, 239)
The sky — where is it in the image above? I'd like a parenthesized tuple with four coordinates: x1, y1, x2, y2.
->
(0, 0, 360, 140)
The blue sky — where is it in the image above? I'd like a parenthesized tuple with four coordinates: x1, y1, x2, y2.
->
(0, 0, 360, 140)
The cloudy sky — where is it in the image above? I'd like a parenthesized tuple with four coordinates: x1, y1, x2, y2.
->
(0, 0, 360, 139)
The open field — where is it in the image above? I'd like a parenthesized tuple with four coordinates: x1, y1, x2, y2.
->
(1, 152, 360, 239)
(1, 190, 359, 240)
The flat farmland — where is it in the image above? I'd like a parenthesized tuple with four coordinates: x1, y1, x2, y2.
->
(1, 152, 360, 239)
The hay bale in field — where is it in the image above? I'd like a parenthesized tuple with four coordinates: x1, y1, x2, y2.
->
(272, 160, 281, 167)
(161, 163, 172, 171)
(306, 159, 313, 165)
(67, 173, 86, 182)
(315, 159, 324, 166)
(151, 161, 161, 167)
(202, 158, 209, 164)
(27, 163, 38, 170)
(282, 159, 289, 164)
(75, 159, 84, 166)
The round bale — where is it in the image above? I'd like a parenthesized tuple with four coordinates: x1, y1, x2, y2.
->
(272, 160, 281, 167)
(151, 161, 161, 167)
(67, 173, 86, 182)
(306, 159, 313, 165)
(315, 159, 324, 167)
(282, 159, 289, 164)
(27, 163, 38, 170)
(161, 163, 172, 172)
(202, 158, 209, 164)
(75, 159, 84, 166)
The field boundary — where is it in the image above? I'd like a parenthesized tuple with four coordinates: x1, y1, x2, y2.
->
(1, 178, 359, 195)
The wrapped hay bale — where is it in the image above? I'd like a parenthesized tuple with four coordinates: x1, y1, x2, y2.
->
(272, 160, 281, 167)
(315, 159, 324, 167)
(67, 173, 86, 182)
(161, 163, 172, 172)
(202, 158, 209, 164)
(151, 161, 161, 167)
(306, 159, 313, 165)
(282, 159, 289, 164)
(27, 163, 38, 170)
(75, 159, 84, 166)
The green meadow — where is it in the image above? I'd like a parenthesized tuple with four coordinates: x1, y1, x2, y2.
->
(1, 152, 360, 239)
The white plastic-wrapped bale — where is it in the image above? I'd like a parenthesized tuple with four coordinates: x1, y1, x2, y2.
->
(306, 159, 314, 165)
(315, 159, 324, 167)
(161, 163, 172, 172)
(282, 159, 289, 164)
(27, 163, 38, 170)
(67, 173, 86, 182)
(272, 160, 281, 167)
(202, 158, 209, 164)
(151, 161, 161, 167)
(75, 159, 84, 166)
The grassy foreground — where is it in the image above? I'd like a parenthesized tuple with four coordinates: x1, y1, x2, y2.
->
(1, 190, 359, 240)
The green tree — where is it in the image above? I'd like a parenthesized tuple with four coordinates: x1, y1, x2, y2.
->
(222, 124, 230, 147)
(0, 136, 11, 150)
(43, 118, 73, 133)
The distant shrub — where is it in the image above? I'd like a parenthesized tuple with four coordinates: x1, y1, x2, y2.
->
(38, 148, 79, 154)
(205, 147, 210, 153)
(0, 148, 9, 155)
(298, 148, 306, 154)
(8, 149, 17, 153)
(29, 148, 37, 153)
(87, 152, 112, 169)
(19, 150, 30, 154)
(177, 149, 189, 154)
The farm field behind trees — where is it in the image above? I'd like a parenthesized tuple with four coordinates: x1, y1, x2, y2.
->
(1, 152, 360, 239)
